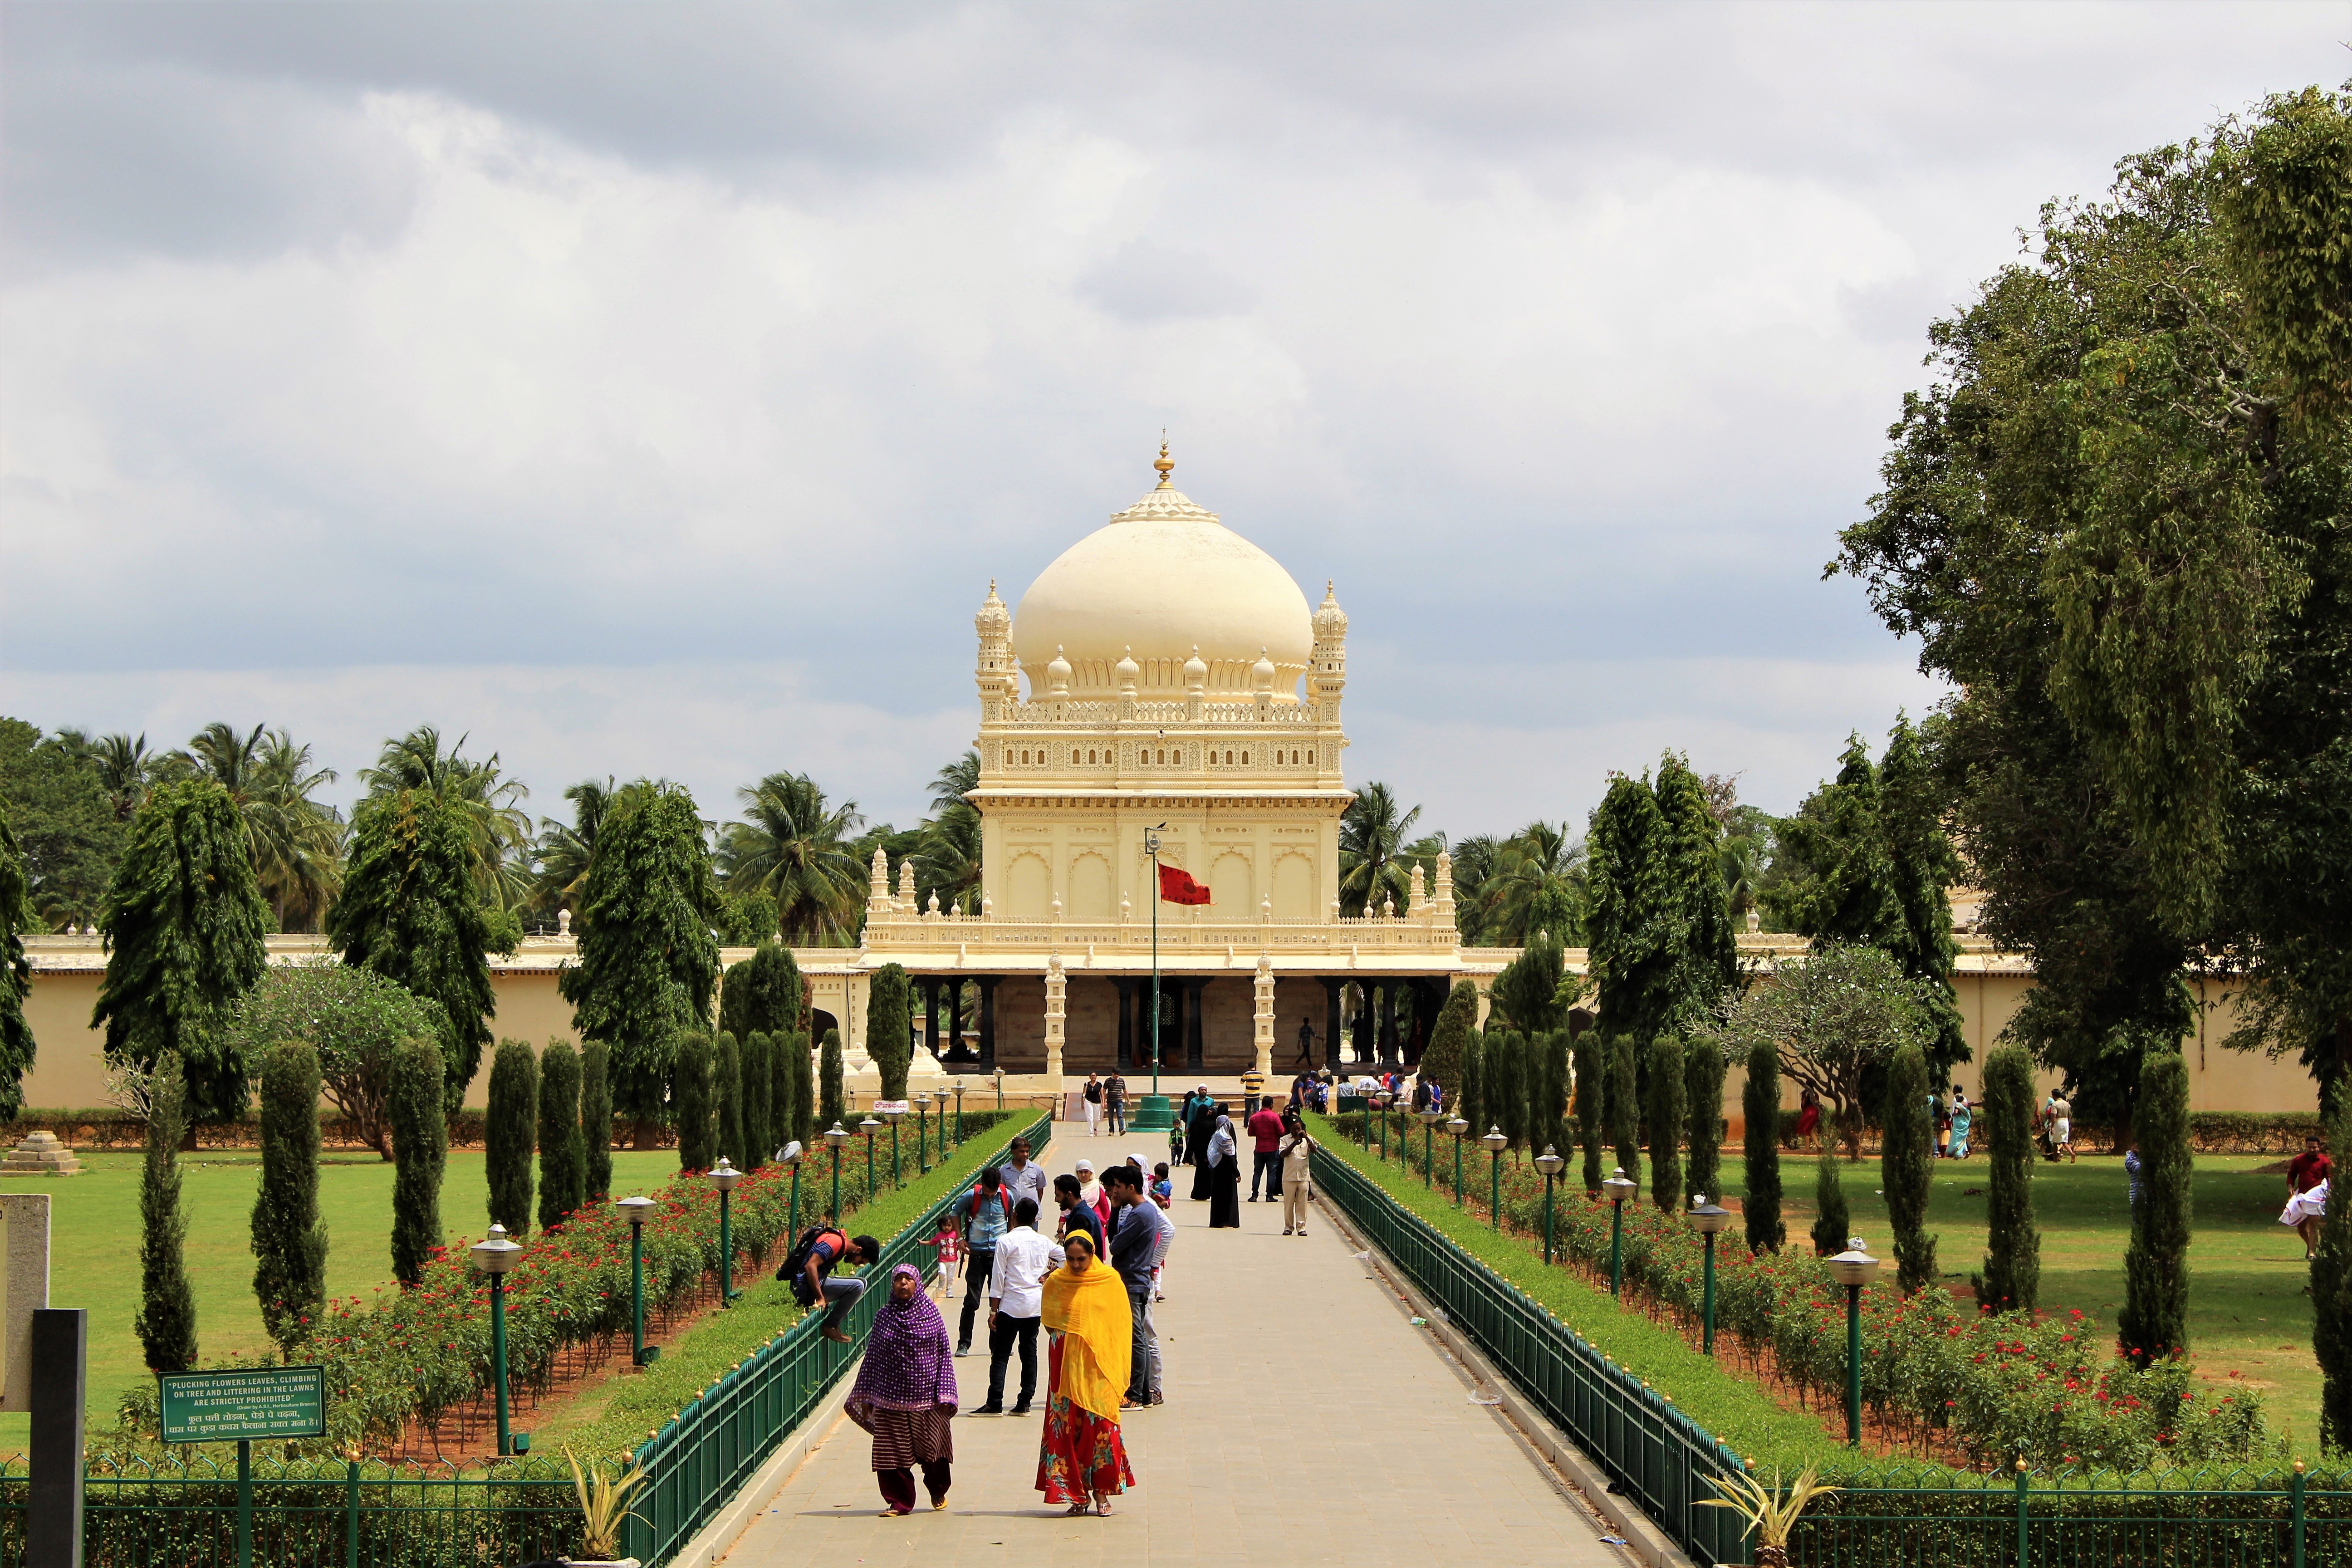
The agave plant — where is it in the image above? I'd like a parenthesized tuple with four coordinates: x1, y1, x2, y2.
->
(1695, 1463, 1837, 1567)
(565, 1446, 649, 1561)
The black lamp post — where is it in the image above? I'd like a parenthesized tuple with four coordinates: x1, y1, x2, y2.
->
(881, 1104, 904, 1188)
(1686, 1195, 1732, 1354)
(470, 1224, 524, 1455)
(859, 1115, 881, 1200)
(912, 1093, 932, 1176)
(1602, 1166, 1638, 1295)
(709, 1157, 743, 1307)
(824, 1122, 850, 1219)
(1371, 1089, 1392, 1159)
(1446, 1115, 1469, 1207)
(776, 1141, 804, 1241)
(1418, 1108, 1443, 1186)
(1480, 1126, 1508, 1225)
(616, 1195, 657, 1366)
(1534, 1145, 1565, 1264)
(952, 1083, 965, 1147)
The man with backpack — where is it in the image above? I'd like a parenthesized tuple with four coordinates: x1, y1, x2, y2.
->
(777, 1226, 881, 1343)
(951, 1166, 1014, 1355)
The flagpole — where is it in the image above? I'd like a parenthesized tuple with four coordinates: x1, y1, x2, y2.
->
(1132, 822, 1174, 1132)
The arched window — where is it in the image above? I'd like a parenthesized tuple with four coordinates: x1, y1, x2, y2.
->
(1019, 749, 1029, 764)
(1308, 750, 1315, 764)
(1241, 751, 1249, 765)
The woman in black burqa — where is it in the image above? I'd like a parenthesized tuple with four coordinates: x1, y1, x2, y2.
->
(1186, 1091, 1218, 1200)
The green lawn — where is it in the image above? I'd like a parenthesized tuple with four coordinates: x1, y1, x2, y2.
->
(0, 1147, 677, 1454)
(1709, 1151, 2322, 1451)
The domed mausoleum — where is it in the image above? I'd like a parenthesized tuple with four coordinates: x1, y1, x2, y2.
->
(857, 445, 1470, 1085)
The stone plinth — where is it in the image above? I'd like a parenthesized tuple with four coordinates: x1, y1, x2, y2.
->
(0, 1134, 78, 1176)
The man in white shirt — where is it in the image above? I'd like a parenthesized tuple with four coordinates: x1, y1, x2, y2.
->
(1000, 1137, 1050, 1214)
(973, 1197, 1054, 1415)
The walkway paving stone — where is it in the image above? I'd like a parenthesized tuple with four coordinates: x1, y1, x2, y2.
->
(720, 1132, 1629, 1568)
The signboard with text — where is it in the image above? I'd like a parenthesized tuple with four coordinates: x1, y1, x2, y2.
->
(157, 1365, 326, 1443)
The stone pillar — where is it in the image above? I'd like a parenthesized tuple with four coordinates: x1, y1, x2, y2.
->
(978, 977, 1000, 1071)
(1252, 957, 1275, 1079)
(921, 978, 941, 1063)
(1113, 978, 1135, 1070)
(1322, 978, 1345, 1070)
(1043, 958, 1067, 1081)
(1184, 977, 1208, 1072)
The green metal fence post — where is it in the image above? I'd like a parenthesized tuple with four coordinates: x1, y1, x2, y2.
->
(236, 1437, 253, 1568)
(2014, 1457, 2029, 1567)
(2292, 1460, 2307, 1568)
(1700, 1230, 1717, 1356)
(345, 1457, 359, 1568)
(1842, 1279, 1861, 1447)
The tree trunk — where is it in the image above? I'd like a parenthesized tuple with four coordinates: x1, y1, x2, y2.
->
(632, 1117, 659, 1151)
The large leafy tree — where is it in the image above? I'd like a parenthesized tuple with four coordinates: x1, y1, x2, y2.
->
(0, 806, 36, 1116)
(1338, 781, 1421, 916)
(360, 727, 534, 910)
(225, 959, 450, 1158)
(530, 776, 636, 922)
(561, 784, 721, 1136)
(331, 785, 503, 1110)
(93, 779, 270, 1122)
(172, 722, 345, 931)
(1586, 755, 1738, 1043)
(1835, 87, 2352, 1108)
(718, 772, 866, 943)
(1709, 941, 1937, 1159)
(0, 717, 128, 929)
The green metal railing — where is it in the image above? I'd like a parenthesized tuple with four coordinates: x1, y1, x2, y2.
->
(622, 1112, 1052, 1565)
(1314, 1141, 2350, 1568)
(1312, 1146, 1752, 1565)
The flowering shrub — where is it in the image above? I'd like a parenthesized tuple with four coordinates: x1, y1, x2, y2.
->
(1333, 1111, 2267, 1469)
(115, 1112, 1015, 1457)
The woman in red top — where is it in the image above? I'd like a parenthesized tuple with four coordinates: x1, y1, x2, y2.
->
(2283, 1135, 2332, 1258)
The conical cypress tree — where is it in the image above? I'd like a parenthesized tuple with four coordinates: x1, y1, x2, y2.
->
(818, 1029, 844, 1133)
(784, 1029, 814, 1149)
(673, 1029, 715, 1171)
(1741, 1040, 1785, 1254)
(1483, 1028, 1524, 1151)
(252, 1041, 328, 1357)
(1607, 1034, 1640, 1185)
(2314, 1081, 2352, 1451)
(1646, 1036, 1686, 1210)
(579, 1039, 613, 1200)
(537, 1039, 585, 1230)
(388, 1034, 446, 1285)
(135, 1050, 197, 1372)
(1810, 1147, 1850, 1257)
(1535, 1030, 1571, 1157)
(1572, 1032, 1604, 1194)
(1684, 1037, 1725, 1201)
(1458, 1027, 1487, 1152)
(740, 1030, 773, 1171)
(1418, 980, 1478, 1102)
(0, 806, 37, 1119)
(713, 1030, 745, 1170)
(2118, 1051, 2191, 1368)
(867, 964, 912, 1100)
(1883, 1042, 1938, 1294)
(1975, 1044, 2040, 1311)
(485, 1039, 538, 1234)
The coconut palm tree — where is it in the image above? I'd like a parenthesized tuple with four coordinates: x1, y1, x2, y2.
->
(1338, 781, 1422, 916)
(359, 727, 533, 907)
(172, 722, 345, 929)
(529, 776, 629, 922)
(1480, 821, 1589, 946)
(918, 751, 985, 914)
(717, 772, 866, 943)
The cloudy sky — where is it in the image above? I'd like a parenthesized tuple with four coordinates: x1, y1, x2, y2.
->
(5, 2, 2346, 839)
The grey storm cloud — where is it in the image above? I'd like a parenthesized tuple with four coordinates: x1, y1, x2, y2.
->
(2, 1, 2343, 830)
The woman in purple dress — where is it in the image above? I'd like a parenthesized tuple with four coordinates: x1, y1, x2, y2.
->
(843, 1264, 960, 1514)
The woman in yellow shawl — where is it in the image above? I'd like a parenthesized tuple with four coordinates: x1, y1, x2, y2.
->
(1034, 1230, 1135, 1514)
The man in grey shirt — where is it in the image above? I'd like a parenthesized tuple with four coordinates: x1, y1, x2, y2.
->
(1105, 1164, 1171, 1406)
(999, 1135, 1050, 1212)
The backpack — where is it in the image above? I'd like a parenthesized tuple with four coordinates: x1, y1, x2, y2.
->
(962, 1183, 1013, 1244)
(775, 1225, 848, 1284)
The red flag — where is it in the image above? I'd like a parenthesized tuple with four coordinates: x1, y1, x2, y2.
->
(1157, 864, 1212, 906)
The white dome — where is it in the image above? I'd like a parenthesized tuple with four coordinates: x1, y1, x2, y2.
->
(1011, 472, 1313, 699)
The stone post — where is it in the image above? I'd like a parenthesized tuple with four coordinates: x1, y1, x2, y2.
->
(1044, 956, 1067, 1081)
(0, 1193, 51, 1412)
(1253, 956, 1276, 1079)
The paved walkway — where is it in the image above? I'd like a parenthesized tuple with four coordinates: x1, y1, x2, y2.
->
(720, 1132, 1628, 1568)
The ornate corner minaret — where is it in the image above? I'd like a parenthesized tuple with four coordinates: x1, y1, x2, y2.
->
(975, 580, 1016, 718)
(1309, 579, 1348, 725)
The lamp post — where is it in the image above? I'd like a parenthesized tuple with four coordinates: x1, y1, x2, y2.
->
(1686, 1196, 1732, 1355)
(1481, 1126, 1508, 1227)
(1446, 1116, 1469, 1208)
(912, 1093, 932, 1176)
(1371, 1090, 1392, 1159)
(709, 1158, 743, 1307)
(1535, 1145, 1565, 1265)
(824, 1122, 850, 1220)
(859, 1115, 881, 1200)
(1602, 1166, 1638, 1296)
(471, 1224, 524, 1455)
(1125, 820, 1175, 1133)
(951, 1083, 965, 1148)
(776, 1141, 804, 1243)
(1418, 1108, 1444, 1186)
(1827, 1237, 1880, 1446)
(881, 1104, 904, 1188)
(616, 1195, 657, 1366)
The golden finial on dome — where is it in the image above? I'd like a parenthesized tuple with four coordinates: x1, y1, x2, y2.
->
(1154, 433, 1174, 490)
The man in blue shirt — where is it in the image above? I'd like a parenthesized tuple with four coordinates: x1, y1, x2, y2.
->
(1105, 1165, 1171, 1406)
(951, 1168, 1014, 1355)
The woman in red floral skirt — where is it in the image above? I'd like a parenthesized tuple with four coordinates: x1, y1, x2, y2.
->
(1034, 1230, 1134, 1515)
